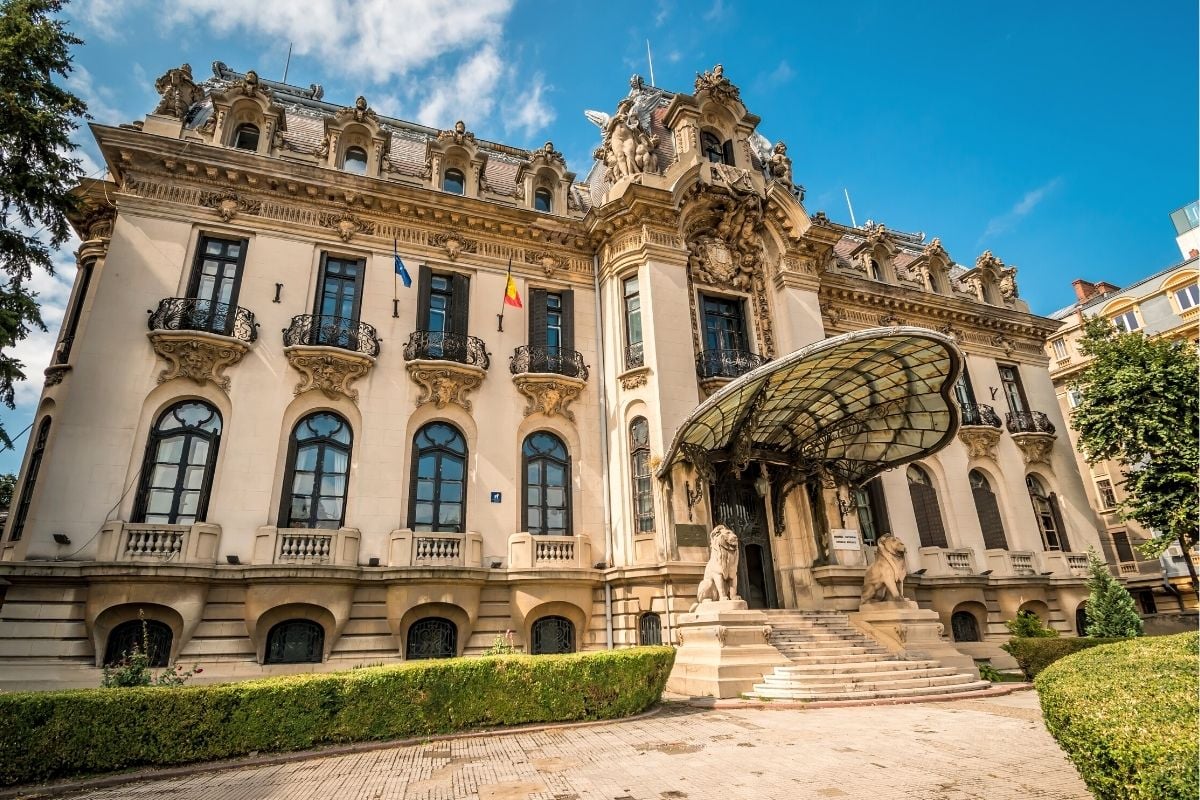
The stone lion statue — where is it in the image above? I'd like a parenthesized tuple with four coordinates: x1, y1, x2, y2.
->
(860, 533, 908, 604)
(690, 525, 740, 611)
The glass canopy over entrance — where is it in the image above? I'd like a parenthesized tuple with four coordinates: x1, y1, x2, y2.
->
(660, 327, 964, 487)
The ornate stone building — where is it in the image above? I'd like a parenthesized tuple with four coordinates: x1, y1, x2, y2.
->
(0, 62, 1108, 688)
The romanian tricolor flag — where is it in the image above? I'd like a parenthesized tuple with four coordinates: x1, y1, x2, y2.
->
(503, 261, 522, 308)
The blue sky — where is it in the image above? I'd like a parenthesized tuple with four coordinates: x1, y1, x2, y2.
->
(1, 0, 1195, 470)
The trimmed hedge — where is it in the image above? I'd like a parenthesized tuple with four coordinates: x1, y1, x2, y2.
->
(0, 646, 675, 786)
(1003, 636, 1126, 679)
(1036, 632, 1198, 800)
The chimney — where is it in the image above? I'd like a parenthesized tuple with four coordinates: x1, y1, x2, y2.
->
(1072, 279, 1098, 302)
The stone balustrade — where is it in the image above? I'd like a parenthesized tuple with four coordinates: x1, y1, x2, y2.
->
(508, 532, 594, 569)
(96, 521, 220, 564)
(387, 529, 484, 567)
(252, 526, 360, 566)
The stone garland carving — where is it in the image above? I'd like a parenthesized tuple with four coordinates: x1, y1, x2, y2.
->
(153, 63, 204, 120)
(513, 375, 584, 422)
(407, 363, 484, 411)
(320, 210, 375, 243)
(958, 427, 1001, 461)
(693, 63, 741, 108)
(287, 350, 373, 402)
(619, 369, 649, 390)
(149, 332, 248, 392)
(525, 249, 563, 277)
(200, 190, 262, 222)
(429, 231, 478, 262)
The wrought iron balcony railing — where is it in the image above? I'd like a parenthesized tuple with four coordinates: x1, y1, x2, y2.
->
(696, 348, 768, 380)
(624, 341, 644, 370)
(959, 402, 1002, 428)
(403, 330, 490, 369)
(283, 314, 380, 357)
(509, 345, 589, 380)
(148, 297, 258, 343)
(1006, 410, 1056, 435)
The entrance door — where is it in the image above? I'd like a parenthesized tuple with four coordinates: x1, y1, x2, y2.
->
(711, 474, 778, 609)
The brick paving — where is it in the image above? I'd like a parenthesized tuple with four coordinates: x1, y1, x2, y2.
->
(50, 690, 1089, 800)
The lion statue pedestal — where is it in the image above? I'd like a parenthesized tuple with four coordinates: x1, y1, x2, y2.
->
(666, 526, 790, 699)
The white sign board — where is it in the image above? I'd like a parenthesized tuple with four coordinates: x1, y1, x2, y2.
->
(830, 529, 862, 551)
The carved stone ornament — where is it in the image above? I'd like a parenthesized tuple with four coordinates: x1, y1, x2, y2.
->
(594, 96, 659, 182)
(999, 267, 1019, 300)
(286, 347, 374, 402)
(878, 312, 904, 327)
(234, 69, 266, 98)
(767, 141, 793, 186)
(686, 192, 766, 292)
(860, 534, 908, 604)
(43, 364, 71, 387)
(1011, 432, 1056, 466)
(200, 190, 262, 222)
(923, 237, 950, 262)
(529, 140, 565, 169)
(958, 426, 1001, 461)
(80, 205, 116, 241)
(153, 63, 204, 119)
(619, 368, 649, 390)
(693, 63, 741, 107)
(148, 330, 249, 392)
(438, 119, 475, 146)
(513, 374, 585, 422)
(820, 302, 842, 325)
(320, 209, 375, 243)
(407, 362, 485, 411)
(525, 249, 563, 277)
(429, 231, 478, 262)
(991, 334, 1017, 355)
(336, 95, 378, 125)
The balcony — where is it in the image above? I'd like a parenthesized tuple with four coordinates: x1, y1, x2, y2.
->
(403, 330, 489, 367)
(509, 345, 589, 422)
(695, 348, 768, 394)
(961, 403, 1001, 427)
(957, 403, 1003, 460)
(282, 315, 379, 402)
(985, 549, 1039, 577)
(509, 345, 589, 380)
(146, 297, 259, 391)
(403, 331, 490, 412)
(252, 526, 360, 566)
(387, 529, 484, 567)
(917, 546, 977, 577)
(1006, 410, 1057, 466)
(508, 532, 595, 569)
(97, 521, 221, 564)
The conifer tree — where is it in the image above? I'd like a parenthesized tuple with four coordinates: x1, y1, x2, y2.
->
(1083, 550, 1144, 638)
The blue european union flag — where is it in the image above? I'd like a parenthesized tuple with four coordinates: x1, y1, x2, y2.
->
(393, 238, 412, 288)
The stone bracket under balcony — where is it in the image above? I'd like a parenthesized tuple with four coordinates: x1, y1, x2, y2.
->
(512, 373, 586, 421)
(508, 532, 594, 569)
(1011, 431, 1056, 465)
(388, 529, 484, 567)
(958, 426, 1002, 460)
(284, 345, 375, 403)
(148, 330, 250, 392)
(407, 360, 487, 411)
(97, 521, 221, 564)
(253, 526, 360, 566)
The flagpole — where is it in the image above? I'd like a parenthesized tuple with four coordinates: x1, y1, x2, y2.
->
(497, 258, 512, 332)
(392, 238, 400, 317)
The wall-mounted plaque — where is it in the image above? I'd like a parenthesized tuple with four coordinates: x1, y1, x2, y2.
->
(830, 528, 862, 550)
(675, 524, 710, 548)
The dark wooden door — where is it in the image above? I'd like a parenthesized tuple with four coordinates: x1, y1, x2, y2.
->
(711, 474, 778, 609)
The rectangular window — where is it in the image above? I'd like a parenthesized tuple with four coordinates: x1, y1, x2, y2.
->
(55, 258, 95, 364)
(312, 254, 365, 347)
(701, 295, 748, 352)
(1096, 478, 1117, 510)
(416, 266, 469, 336)
(1111, 530, 1136, 563)
(1051, 338, 1068, 359)
(1066, 388, 1083, 408)
(1111, 310, 1140, 332)
(954, 364, 977, 407)
(998, 364, 1028, 415)
(526, 288, 576, 375)
(623, 276, 643, 369)
(1174, 284, 1199, 311)
(187, 235, 249, 335)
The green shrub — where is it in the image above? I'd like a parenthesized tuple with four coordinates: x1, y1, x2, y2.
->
(1036, 632, 1198, 800)
(0, 646, 675, 786)
(1002, 636, 1125, 679)
(1083, 551, 1144, 638)
(1004, 610, 1059, 638)
(977, 663, 1003, 682)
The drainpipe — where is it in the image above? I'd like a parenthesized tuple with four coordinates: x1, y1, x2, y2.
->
(593, 253, 615, 648)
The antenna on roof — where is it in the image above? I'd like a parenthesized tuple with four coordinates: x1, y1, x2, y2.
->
(646, 40, 656, 87)
(844, 188, 858, 228)
(282, 42, 293, 83)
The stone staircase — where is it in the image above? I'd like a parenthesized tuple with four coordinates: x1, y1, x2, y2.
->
(744, 610, 990, 702)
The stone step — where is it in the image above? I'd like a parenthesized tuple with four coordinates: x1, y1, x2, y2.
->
(784, 653, 893, 665)
(772, 646, 885, 658)
(773, 659, 945, 675)
(757, 668, 964, 690)
(746, 679, 993, 702)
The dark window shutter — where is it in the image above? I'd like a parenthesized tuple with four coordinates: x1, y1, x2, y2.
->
(1049, 493, 1071, 552)
(416, 265, 433, 331)
(909, 483, 948, 548)
(450, 273, 470, 335)
(722, 139, 735, 166)
(972, 486, 1008, 550)
(561, 290, 575, 352)
(867, 478, 891, 535)
(528, 288, 547, 348)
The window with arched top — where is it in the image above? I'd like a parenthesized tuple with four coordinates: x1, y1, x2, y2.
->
(523, 431, 570, 536)
(104, 619, 173, 667)
(950, 611, 981, 642)
(405, 617, 457, 659)
(969, 470, 1008, 550)
(701, 131, 731, 165)
(442, 168, 465, 194)
(281, 412, 353, 529)
(534, 188, 553, 213)
(907, 464, 948, 548)
(232, 123, 260, 151)
(1026, 475, 1071, 551)
(531, 615, 575, 654)
(8, 417, 51, 542)
(409, 422, 467, 532)
(1075, 602, 1089, 635)
(135, 401, 223, 526)
(638, 612, 662, 645)
(630, 417, 654, 534)
(869, 259, 885, 282)
(342, 146, 368, 175)
(264, 619, 324, 664)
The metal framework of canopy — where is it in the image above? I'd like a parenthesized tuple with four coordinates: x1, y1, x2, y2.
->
(659, 327, 964, 487)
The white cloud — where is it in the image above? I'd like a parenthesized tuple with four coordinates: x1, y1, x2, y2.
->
(415, 45, 504, 129)
(70, 0, 135, 40)
(505, 74, 555, 141)
(6, 241, 78, 410)
(980, 177, 1063, 242)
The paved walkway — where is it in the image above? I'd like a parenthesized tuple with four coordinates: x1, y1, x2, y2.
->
(46, 690, 1089, 800)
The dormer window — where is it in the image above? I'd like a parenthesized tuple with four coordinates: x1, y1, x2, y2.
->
(869, 259, 884, 282)
(701, 131, 732, 165)
(443, 168, 465, 195)
(232, 123, 260, 152)
(534, 188, 552, 213)
(1111, 309, 1140, 332)
(343, 146, 368, 175)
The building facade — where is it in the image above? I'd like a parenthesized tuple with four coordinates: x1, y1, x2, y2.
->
(1045, 206, 1200, 616)
(0, 62, 1109, 688)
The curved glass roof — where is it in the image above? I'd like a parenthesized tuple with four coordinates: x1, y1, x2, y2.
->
(659, 327, 963, 487)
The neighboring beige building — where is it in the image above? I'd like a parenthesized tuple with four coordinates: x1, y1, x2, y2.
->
(1045, 205, 1200, 615)
(0, 62, 1110, 688)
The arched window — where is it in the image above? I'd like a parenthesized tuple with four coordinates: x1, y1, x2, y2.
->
(1026, 475, 1071, 551)
(104, 619, 173, 667)
(281, 412, 352, 529)
(701, 131, 728, 164)
(523, 432, 570, 536)
(232, 123, 260, 151)
(1075, 602, 1089, 635)
(534, 188, 553, 213)
(405, 617, 457, 659)
(409, 422, 467, 532)
(638, 612, 662, 645)
(342, 146, 368, 175)
(869, 259, 885, 282)
(969, 470, 1008, 550)
(531, 615, 575, 654)
(134, 402, 222, 525)
(907, 465, 948, 548)
(442, 168, 465, 194)
(950, 611, 981, 642)
(630, 417, 654, 533)
(8, 417, 50, 542)
(264, 619, 324, 664)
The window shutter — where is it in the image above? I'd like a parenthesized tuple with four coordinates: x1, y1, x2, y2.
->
(416, 265, 433, 331)
(908, 483, 948, 548)
(450, 273, 470, 335)
(528, 288, 547, 348)
(561, 290, 575, 352)
(867, 478, 891, 535)
(1049, 493, 1071, 552)
(972, 487, 1008, 550)
(722, 139, 735, 166)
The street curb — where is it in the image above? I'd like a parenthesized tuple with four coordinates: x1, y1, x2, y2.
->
(670, 681, 1033, 710)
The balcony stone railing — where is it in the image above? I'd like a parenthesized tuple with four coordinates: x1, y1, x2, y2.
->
(149, 297, 259, 343)
(984, 548, 1039, 577)
(1065, 553, 1090, 577)
(509, 345, 589, 380)
(917, 546, 977, 577)
(403, 330, 490, 368)
(97, 521, 221, 564)
(1006, 410, 1056, 435)
(253, 526, 360, 566)
(283, 314, 380, 357)
(959, 403, 1002, 427)
(387, 529, 484, 567)
(507, 532, 594, 569)
(695, 348, 769, 380)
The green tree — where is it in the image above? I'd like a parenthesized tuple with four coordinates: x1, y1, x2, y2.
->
(0, 472, 14, 510)
(1070, 316, 1199, 587)
(0, 0, 88, 447)
(1083, 550, 1144, 638)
